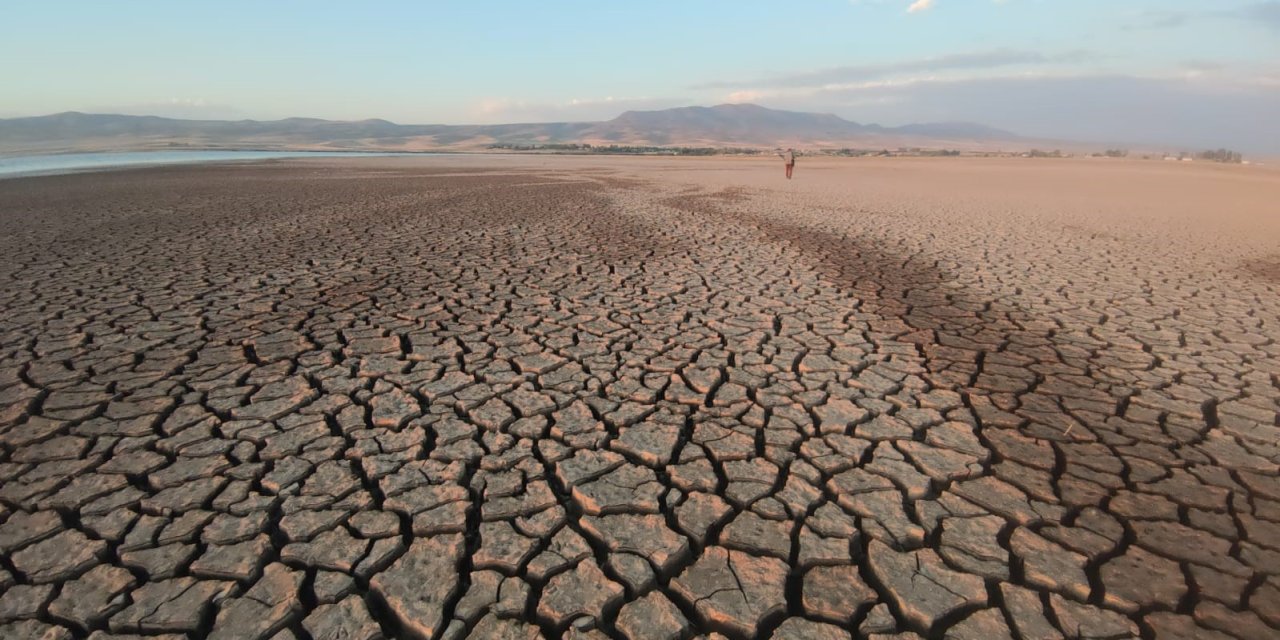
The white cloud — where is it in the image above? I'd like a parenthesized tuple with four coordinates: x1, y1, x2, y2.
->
(725, 90, 765, 104)
(907, 0, 936, 13)
(851, 0, 1007, 12)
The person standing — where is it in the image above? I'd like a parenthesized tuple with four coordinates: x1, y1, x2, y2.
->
(777, 147, 797, 179)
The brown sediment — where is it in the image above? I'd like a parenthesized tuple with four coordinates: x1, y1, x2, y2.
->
(0, 155, 1277, 639)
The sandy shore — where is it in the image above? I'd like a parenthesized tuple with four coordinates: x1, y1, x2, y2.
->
(1, 156, 1277, 639)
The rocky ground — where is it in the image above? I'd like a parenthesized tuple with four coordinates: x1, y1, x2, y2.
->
(0, 156, 1277, 639)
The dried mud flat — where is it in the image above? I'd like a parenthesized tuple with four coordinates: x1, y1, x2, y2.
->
(0, 155, 1278, 640)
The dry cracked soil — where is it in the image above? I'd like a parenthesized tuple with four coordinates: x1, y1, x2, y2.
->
(0, 155, 1278, 640)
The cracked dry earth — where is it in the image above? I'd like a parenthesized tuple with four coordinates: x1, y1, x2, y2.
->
(0, 156, 1278, 640)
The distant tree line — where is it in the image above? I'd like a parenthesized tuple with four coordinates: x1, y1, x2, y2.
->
(485, 143, 1248, 163)
(486, 143, 761, 155)
(1197, 149, 1244, 164)
(826, 148, 960, 157)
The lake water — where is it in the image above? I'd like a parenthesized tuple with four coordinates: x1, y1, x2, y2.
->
(0, 150, 428, 179)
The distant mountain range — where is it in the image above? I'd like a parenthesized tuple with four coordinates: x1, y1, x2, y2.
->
(600, 104, 1018, 146)
(0, 104, 1027, 155)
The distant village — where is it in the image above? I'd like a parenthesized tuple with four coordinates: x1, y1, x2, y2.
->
(487, 143, 1250, 164)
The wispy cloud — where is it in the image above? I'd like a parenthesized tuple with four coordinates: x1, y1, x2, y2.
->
(1126, 3, 1280, 32)
(1122, 10, 1190, 30)
(1237, 1, 1280, 30)
(470, 96, 688, 123)
(751, 72, 1280, 154)
(693, 49, 1093, 90)
(83, 98, 245, 120)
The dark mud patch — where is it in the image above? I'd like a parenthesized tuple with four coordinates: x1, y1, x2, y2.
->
(1062, 224, 1124, 242)
(589, 174, 651, 191)
(659, 187, 751, 214)
(661, 184, 1130, 443)
(1241, 255, 1280, 284)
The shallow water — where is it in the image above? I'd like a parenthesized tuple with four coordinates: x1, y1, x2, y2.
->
(0, 150, 428, 179)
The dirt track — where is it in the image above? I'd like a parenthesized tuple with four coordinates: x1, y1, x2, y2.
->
(0, 155, 1278, 639)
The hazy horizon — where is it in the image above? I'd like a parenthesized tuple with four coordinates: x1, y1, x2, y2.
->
(3, 1, 1278, 153)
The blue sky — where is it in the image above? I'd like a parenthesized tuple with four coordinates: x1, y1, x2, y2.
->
(3, 1, 1278, 150)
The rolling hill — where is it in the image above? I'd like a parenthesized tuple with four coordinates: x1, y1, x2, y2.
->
(0, 104, 1023, 155)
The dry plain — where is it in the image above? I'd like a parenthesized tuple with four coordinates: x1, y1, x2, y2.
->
(0, 155, 1278, 639)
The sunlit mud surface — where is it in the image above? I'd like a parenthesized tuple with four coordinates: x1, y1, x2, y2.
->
(0, 156, 1277, 639)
